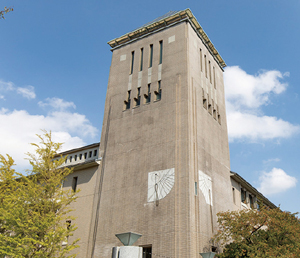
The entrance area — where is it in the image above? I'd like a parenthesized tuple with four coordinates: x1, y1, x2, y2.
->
(142, 246, 152, 258)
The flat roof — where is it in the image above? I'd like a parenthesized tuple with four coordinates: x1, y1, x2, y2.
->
(107, 9, 226, 69)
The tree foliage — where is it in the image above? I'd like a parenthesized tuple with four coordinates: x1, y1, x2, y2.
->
(0, 132, 79, 257)
(0, 6, 13, 19)
(213, 205, 300, 258)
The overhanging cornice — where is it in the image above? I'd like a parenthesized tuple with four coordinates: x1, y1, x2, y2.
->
(107, 9, 226, 69)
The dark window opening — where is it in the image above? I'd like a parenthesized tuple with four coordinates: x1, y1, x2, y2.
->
(74, 155, 77, 161)
(130, 51, 135, 74)
(72, 177, 78, 192)
(200, 48, 203, 72)
(124, 90, 131, 110)
(142, 246, 152, 258)
(140, 48, 143, 71)
(94, 149, 97, 157)
(159, 40, 163, 64)
(84, 152, 87, 159)
(69, 156, 72, 162)
(149, 44, 153, 68)
(144, 84, 151, 104)
(155, 81, 162, 101)
(135, 87, 141, 106)
(241, 189, 247, 204)
(89, 151, 92, 158)
(79, 154, 82, 160)
(204, 55, 207, 78)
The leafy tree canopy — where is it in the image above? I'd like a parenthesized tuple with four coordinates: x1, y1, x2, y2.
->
(0, 6, 13, 19)
(0, 131, 79, 257)
(213, 205, 300, 258)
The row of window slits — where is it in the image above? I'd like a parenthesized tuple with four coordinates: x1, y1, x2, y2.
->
(202, 88, 221, 124)
(130, 40, 163, 74)
(65, 149, 98, 163)
(124, 81, 162, 110)
(200, 48, 217, 89)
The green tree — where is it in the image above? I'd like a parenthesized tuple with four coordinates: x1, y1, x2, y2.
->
(213, 206, 300, 258)
(0, 132, 79, 257)
(0, 6, 13, 19)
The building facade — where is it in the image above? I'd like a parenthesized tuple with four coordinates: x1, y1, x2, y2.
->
(60, 9, 275, 258)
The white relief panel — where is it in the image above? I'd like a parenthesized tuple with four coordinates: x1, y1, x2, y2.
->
(198, 170, 213, 206)
(148, 168, 175, 202)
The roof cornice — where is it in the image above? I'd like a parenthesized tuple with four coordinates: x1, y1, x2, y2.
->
(107, 9, 226, 69)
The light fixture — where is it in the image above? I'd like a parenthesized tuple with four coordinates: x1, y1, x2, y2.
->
(200, 252, 216, 258)
(115, 232, 142, 246)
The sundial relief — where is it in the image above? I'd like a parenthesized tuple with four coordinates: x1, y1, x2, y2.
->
(147, 168, 175, 203)
(198, 170, 213, 206)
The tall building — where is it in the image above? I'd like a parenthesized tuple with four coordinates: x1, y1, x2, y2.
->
(60, 9, 275, 258)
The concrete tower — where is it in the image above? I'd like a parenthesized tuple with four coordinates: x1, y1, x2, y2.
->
(88, 9, 232, 258)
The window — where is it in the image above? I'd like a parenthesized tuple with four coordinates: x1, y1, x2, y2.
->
(130, 51, 134, 74)
(159, 40, 163, 64)
(142, 246, 152, 258)
(84, 152, 87, 159)
(217, 105, 221, 125)
(213, 105, 217, 120)
(69, 156, 72, 162)
(140, 48, 143, 71)
(154, 81, 162, 101)
(213, 66, 216, 89)
(74, 155, 77, 161)
(209, 60, 212, 83)
(149, 44, 153, 68)
(204, 55, 207, 78)
(241, 189, 247, 204)
(202, 88, 207, 109)
(200, 48, 203, 72)
(232, 187, 236, 204)
(94, 149, 97, 156)
(89, 151, 92, 158)
(72, 177, 78, 192)
(134, 87, 141, 106)
(249, 195, 254, 209)
(144, 84, 151, 104)
(79, 153, 82, 160)
(195, 182, 198, 196)
(208, 98, 213, 115)
(124, 90, 131, 110)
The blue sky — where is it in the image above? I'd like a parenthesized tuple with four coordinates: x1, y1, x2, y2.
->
(1, 1, 300, 213)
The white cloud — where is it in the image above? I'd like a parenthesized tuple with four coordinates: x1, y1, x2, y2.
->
(17, 85, 36, 99)
(258, 168, 297, 195)
(38, 97, 76, 111)
(224, 66, 300, 142)
(0, 107, 98, 172)
(0, 79, 36, 100)
(263, 158, 281, 164)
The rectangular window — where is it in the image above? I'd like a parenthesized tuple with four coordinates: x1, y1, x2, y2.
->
(249, 195, 254, 209)
(72, 177, 78, 192)
(74, 155, 77, 161)
(232, 187, 235, 204)
(144, 84, 151, 104)
(84, 152, 87, 159)
(149, 44, 153, 68)
(209, 61, 212, 83)
(142, 246, 152, 258)
(155, 81, 162, 101)
(195, 182, 198, 196)
(140, 48, 143, 71)
(135, 87, 141, 106)
(159, 40, 163, 64)
(69, 156, 72, 162)
(89, 151, 92, 158)
(124, 90, 131, 110)
(204, 55, 207, 78)
(213, 66, 216, 89)
(208, 98, 213, 115)
(200, 48, 203, 72)
(94, 149, 97, 157)
(79, 153, 82, 160)
(130, 51, 134, 74)
(241, 189, 247, 204)
(217, 105, 221, 125)
(202, 88, 207, 109)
